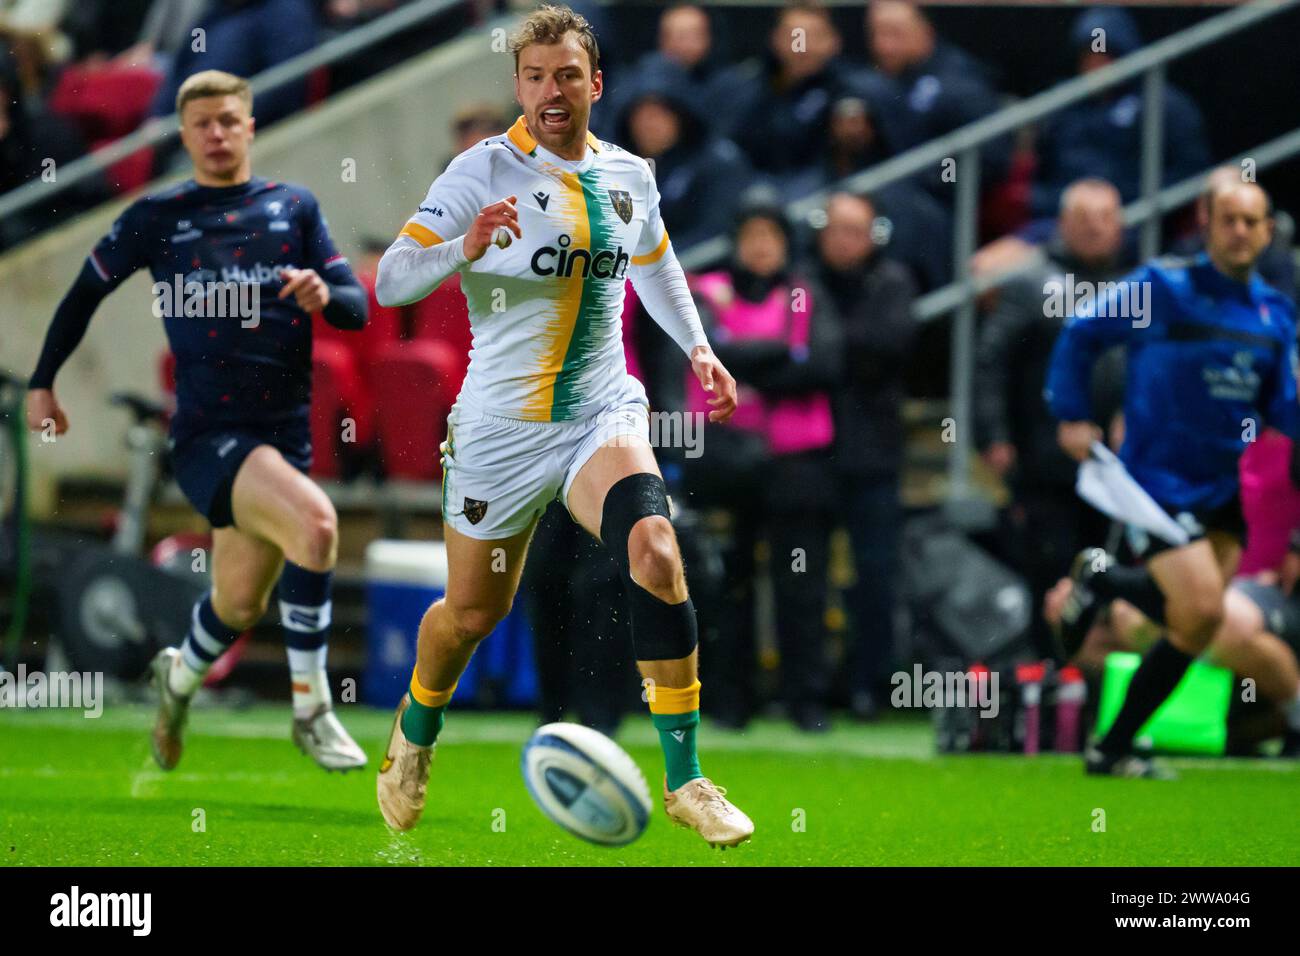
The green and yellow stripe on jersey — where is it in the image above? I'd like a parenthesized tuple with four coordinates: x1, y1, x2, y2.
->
(518, 164, 618, 421)
(512, 119, 626, 423)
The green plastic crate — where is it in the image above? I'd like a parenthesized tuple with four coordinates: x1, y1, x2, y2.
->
(1093, 652, 1233, 755)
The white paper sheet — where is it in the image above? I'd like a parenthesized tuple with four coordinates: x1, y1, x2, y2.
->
(1076, 441, 1190, 547)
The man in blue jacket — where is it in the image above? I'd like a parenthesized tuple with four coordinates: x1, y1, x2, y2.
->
(1045, 179, 1299, 777)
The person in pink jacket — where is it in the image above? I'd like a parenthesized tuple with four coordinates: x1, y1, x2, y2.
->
(679, 196, 844, 732)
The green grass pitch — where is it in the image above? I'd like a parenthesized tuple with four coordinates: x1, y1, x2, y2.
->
(2, 705, 1296, 866)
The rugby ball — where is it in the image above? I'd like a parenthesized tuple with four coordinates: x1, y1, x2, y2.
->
(521, 723, 652, 846)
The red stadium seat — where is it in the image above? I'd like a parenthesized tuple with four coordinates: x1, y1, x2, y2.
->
(315, 270, 403, 382)
(410, 273, 474, 361)
(49, 62, 163, 195)
(980, 147, 1035, 243)
(49, 64, 163, 142)
(310, 341, 349, 479)
(370, 339, 464, 480)
(311, 338, 377, 478)
(306, 65, 331, 107)
(95, 141, 156, 195)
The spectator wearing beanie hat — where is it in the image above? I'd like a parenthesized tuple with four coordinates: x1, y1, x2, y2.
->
(1030, 6, 1211, 218)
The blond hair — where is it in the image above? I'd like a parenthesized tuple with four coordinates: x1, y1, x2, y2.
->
(509, 4, 600, 75)
(176, 70, 252, 117)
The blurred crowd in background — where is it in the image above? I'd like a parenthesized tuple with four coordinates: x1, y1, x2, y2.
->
(0, 0, 489, 248)
(0, 1, 1262, 261)
(4, 1, 1299, 732)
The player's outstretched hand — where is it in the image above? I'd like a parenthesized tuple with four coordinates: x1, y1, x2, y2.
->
(1057, 420, 1101, 463)
(278, 268, 331, 312)
(464, 196, 521, 262)
(26, 387, 69, 436)
(691, 346, 737, 424)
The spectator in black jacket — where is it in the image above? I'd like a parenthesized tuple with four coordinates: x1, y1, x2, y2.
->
(725, 2, 864, 179)
(975, 177, 1129, 657)
(858, 0, 1011, 196)
(0, 59, 109, 250)
(814, 191, 917, 720)
(150, 0, 317, 126)
(612, 64, 752, 256)
(782, 95, 952, 292)
(593, 3, 748, 143)
(519, 500, 636, 738)
(681, 194, 844, 731)
(1030, 7, 1211, 220)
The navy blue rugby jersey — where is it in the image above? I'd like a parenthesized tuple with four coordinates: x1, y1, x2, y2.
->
(88, 176, 357, 442)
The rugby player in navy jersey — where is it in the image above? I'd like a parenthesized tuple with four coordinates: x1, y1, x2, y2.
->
(26, 70, 370, 771)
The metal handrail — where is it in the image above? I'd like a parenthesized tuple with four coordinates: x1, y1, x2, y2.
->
(807, 0, 1296, 224)
(9, 0, 1296, 515)
(914, 125, 1300, 324)
(682, 0, 1298, 274)
(0, 0, 469, 224)
(678, 0, 1298, 514)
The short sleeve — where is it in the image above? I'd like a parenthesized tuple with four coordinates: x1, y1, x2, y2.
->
(87, 202, 149, 290)
(631, 164, 670, 267)
(397, 147, 491, 247)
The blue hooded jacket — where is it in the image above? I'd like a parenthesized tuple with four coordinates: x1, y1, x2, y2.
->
(1044, 253, 1299, 511)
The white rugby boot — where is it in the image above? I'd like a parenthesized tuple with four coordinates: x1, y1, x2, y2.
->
(376, 694, 434, 831)
(664, 775, 754, 849)
(149, 647, 191, 771)
(293, 704, 368, 772)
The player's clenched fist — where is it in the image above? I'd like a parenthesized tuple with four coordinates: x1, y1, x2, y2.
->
(464, 196, 522, 262)
(278, 268, 331, 312)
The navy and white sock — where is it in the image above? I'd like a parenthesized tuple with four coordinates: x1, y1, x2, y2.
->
(171, 593, 241, 697)
(279, 562, 334, 719)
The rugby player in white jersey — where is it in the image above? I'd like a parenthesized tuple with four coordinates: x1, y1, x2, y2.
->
(372, 4, 753, 847)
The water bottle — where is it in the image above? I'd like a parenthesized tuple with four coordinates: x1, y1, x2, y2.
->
(1054, 665, 1087, 753)
(1015, 662, 1046, 755)
(968, 662, 989, 750)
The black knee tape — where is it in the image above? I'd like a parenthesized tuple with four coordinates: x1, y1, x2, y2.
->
(601, 473, 693, 660)
(600, 472, 671, 575)
(626, 586, 699, 661)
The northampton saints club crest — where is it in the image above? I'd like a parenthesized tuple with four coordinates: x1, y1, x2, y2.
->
(607, 189, 633, 224)
(463, 497, 488, 525)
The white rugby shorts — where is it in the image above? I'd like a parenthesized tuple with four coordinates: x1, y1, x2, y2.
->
(440, 375, 651, 539)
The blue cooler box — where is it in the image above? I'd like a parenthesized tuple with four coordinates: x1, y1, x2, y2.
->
(363, 539, 537, 708)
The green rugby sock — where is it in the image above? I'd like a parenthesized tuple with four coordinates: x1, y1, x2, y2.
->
(401, 696, 446, 747)
(652, 710, 702, 791)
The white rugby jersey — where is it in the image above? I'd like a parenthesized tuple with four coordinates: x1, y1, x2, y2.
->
(397, 116, 677, 422)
